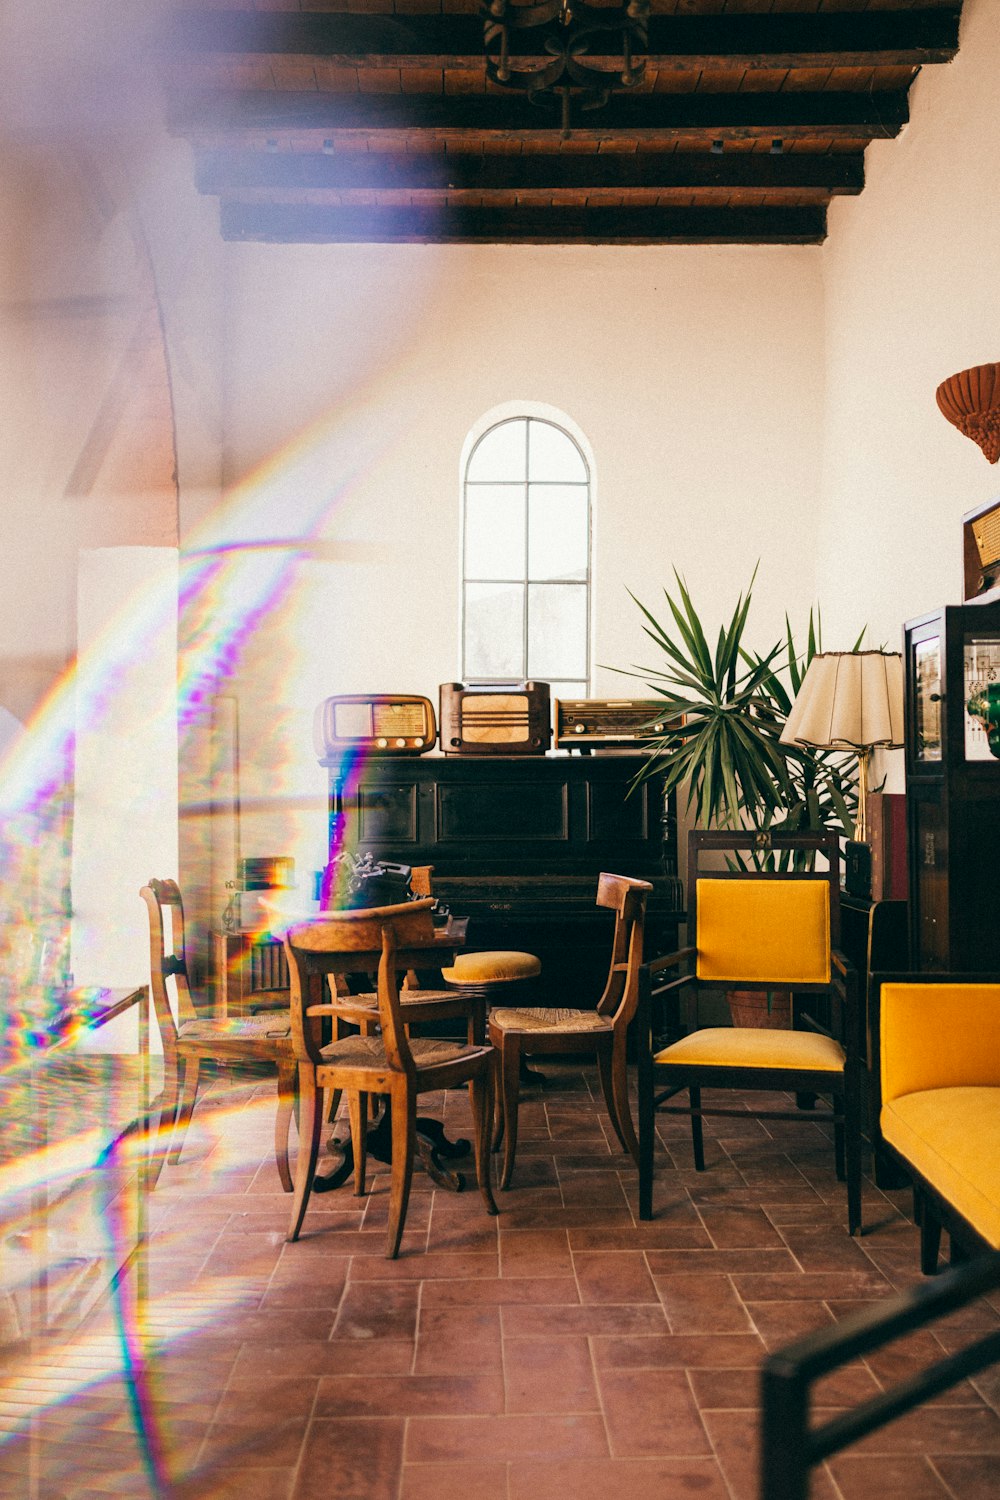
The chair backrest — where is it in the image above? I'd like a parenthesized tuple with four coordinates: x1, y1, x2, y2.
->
(687, 830, 839, 989)
(283, 899, 437, 1069)
(595, 873, 653, 1026)
(140, 879, 199, 1053)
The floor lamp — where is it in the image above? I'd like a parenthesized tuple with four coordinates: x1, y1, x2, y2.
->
(780, 650, 905, 897)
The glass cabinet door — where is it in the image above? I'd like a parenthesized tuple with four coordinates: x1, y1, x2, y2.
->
(964, 633, 1000, 760)
(913, 636, 943, 762)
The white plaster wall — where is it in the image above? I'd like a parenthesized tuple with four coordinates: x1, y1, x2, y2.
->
(217, 242, 828, 877)
(819, 0, 1000, 650)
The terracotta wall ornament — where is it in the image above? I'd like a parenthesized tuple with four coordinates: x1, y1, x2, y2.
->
(936, 362, 1000, 463)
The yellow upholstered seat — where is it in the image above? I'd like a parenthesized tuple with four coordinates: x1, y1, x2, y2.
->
(881, 1088, 1000, 1251)
(638, 829, 862, 1236)
(441, 950, 541, 985)
(654, 1026, 844, 1073)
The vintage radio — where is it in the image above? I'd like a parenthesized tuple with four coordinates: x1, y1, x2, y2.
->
(313, 694, 437, 759)
(963, 496, 1000, 602)
(554, 698, 673, 751)
(439, 681, 551, 755)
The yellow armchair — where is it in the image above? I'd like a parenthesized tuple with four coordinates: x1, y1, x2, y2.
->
(637, 829, 864, 1235)
(875, 975, 1000, 1271)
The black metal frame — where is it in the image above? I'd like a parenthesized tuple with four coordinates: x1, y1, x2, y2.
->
(637, 830, 863, 1232)
(759, 1251, 1000, 1500)
(869, 969, 1000, 1272)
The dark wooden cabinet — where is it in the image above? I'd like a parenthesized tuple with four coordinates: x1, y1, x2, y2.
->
(904, 601, 1000, 971)
(322, 753, 682, 1007)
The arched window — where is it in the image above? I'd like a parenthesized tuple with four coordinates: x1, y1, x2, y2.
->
(462, 415, 591, 697)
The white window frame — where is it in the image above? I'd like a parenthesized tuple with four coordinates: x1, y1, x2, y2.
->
(459, 403, 594, 693)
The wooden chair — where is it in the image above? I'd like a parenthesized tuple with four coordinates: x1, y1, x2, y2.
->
(283, 898, 498, 1258)
(140, 880, 296, 1190)
(636, 830, 863, 1235)
(487, 872, 652, 1189)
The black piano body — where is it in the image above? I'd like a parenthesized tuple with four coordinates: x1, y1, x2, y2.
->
(322, 753, 683, 1007)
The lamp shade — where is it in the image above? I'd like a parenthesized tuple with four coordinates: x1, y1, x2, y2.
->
(780, 651, 904, 752)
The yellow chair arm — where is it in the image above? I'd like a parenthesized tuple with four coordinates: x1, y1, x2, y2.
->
(880, 982, 1000, 1103)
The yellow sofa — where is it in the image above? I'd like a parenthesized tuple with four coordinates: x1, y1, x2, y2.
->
(875, 976, 1000, 1273)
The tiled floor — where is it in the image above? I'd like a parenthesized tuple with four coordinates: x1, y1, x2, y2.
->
(2, 1060, 999, 1499)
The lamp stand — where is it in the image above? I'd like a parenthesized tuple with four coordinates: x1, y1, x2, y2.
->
(845, 746, 873, 898)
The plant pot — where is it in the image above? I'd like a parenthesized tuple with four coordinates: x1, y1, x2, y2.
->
(726, 989, 792, 1030)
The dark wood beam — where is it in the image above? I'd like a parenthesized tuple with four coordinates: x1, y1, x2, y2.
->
(195, 147, 864, 197)
(164, 9, 960, 71)
(171, 90, 908, 144)
(218, 201, 826, 245)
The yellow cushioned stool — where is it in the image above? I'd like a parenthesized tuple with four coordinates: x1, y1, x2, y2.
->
(441, 950, 541, 987)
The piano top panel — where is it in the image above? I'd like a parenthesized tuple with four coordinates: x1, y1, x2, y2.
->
(327, 752, 677, 881)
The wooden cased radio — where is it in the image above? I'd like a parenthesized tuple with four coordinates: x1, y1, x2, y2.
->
(313, 695, 437, 759)
(439, 681, 551, 755)
(554, 698, 672, 750)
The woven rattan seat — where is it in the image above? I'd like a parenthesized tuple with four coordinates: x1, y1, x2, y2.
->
(490, 1006, 611, 1034)
(180, 1015, 291, 1041)
(320, 1033, 482, 1069)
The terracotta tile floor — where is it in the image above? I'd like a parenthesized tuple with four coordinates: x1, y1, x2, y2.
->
(2, 1061, 999, 1499)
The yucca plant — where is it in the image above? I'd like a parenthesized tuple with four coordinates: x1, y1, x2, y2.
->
(618, 571, 862, 862)
(621, 568, 793, 833)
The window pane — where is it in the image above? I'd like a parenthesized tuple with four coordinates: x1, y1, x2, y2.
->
(465, 485, 525, 579)
(527, 583, 588, 680)
(467, 420, 527, 483)
(528, 485, 588, 581)
(528, 420, 587, 482)
(465, 582, 525, 679)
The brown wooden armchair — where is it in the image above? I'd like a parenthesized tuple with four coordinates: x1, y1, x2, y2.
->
(488, 872, 652, 1189)
(140, 880, 296, 1189)
(283, 899, 498, 1259)
(636, 830, 863, 1235)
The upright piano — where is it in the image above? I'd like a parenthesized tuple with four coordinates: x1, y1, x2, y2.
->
(323, 753, 683, 1007)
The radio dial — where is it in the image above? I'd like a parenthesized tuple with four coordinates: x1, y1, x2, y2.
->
(376, 737, 388, 748)
(395, 737, 406, 747)
(451, 737, 461, 747)
(574, 723, 586, 733)
(654, 723, 664, 733)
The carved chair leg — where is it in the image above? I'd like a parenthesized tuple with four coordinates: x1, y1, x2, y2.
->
(498, 1035, 522, 1190)
(468, 1066, 498, 1217)
(170, 1056, 201, 1164)
(689, 1084, 705, 1172)
(597, 1041, 628, 1152)
(348, 1091, 368, 1197)
(287, 1065, 322, 1242)
(274, 1060, 296, 1193)
(607, 1034, 639, 1163)
(386, 1086, 416, 1260)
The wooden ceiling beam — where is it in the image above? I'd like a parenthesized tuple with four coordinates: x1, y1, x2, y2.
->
(219, 201, 827, 245)
(171, 90, 908, 143)
(195, 147, 864, 197)
(164, 10, 960, 72)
